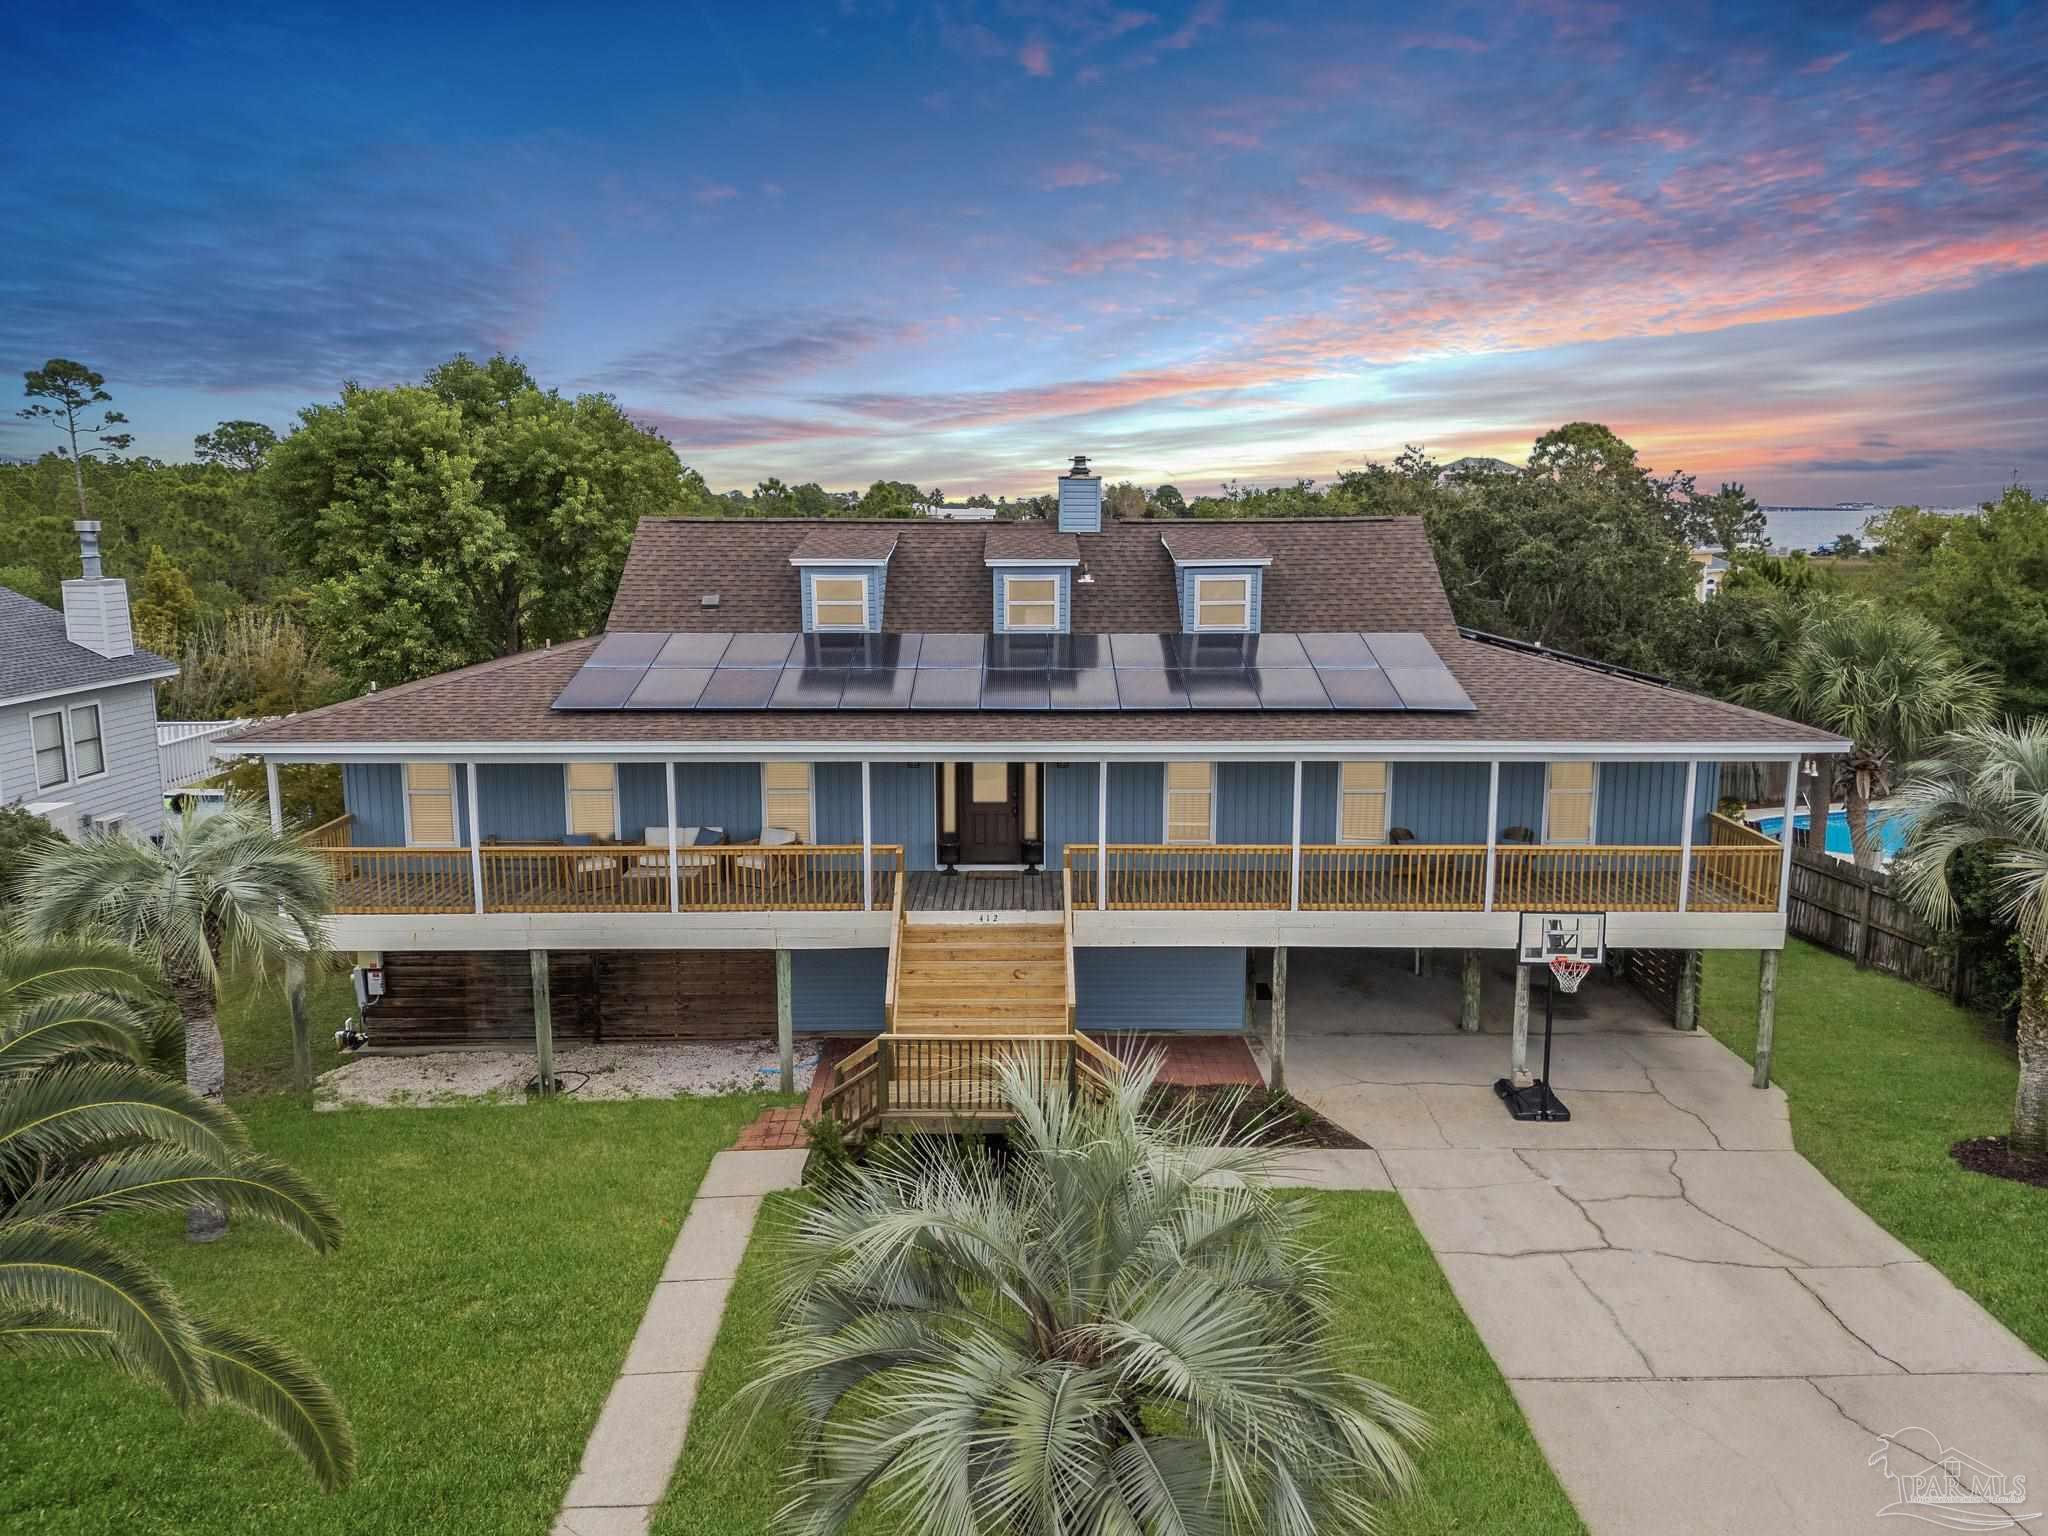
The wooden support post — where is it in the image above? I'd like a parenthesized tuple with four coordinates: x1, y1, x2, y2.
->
(1269, 945, 1288, 1096)
(1511, 961, 1531, 1079)
(775, 948, 794, 1095)
(1460, 949, 1481, 1032)
(1675, 949, 1700, 1031)
(1753, 948, 1779, 1088)
(530, 949, 555, 1096)
(286, 954, 311, 1094)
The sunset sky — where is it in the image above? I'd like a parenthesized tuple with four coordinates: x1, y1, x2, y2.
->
(4, 1, 2044, 505)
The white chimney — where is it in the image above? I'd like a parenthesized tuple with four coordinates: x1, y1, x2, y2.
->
(60, 521, 136, 659)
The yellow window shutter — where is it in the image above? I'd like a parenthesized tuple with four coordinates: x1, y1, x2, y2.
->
(1164, 762, 1213, 844)
(763, 762, 812, 841)
(1338, 761, 1388, 844)
(1546, 762, 1596, 844)
(567, 762, 617, 838)
(405, 763, 456, 846)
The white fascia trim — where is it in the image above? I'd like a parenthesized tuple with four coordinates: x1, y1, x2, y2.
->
(984, 557, 1081, 568)
(0, 669, 181, 711)
(787, 551, 896, 567)
(1164, 555, 1275, 568)
(233, 737, 1852, 765)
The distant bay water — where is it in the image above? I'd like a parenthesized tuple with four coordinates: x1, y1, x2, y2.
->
(1759, 502, 1980, 552)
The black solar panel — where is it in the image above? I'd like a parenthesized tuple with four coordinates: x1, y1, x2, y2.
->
(549, 630, 1473, 715)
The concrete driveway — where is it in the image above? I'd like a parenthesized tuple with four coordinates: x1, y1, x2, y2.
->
(1283, 950, 2048, 1535)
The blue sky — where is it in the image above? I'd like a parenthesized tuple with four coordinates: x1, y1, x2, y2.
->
(4, 0, 2044, 504)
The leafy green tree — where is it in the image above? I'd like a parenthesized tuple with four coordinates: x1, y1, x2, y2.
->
(1688, 482, 1768, 554)
(0, 804, 62, 908)
(156, 610, 342, 721)
(268, 354, 686, 687)
(1333, 445, 1462, 517)
(22, 801, 332, 1239)
(1526, 420, 1640, 479)
(0, 931, 355, 1488)
(17, 359, 133, 519)
(132, 545, 199, 657)
(1722, 549, 1839, 597)
(192, 420, 279, 472)
(1892, 721, 2048, 1151)
(1747, 606, 1997, 868)
(747, 1056, 1427, 1532)
(1150, 482, 1186, 516)
(1104, 480, 1147, 520)
(854, 479, 924, 518)
(1829, 533, 1863, 558)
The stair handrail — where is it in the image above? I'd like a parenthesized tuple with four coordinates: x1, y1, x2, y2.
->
(882, 867, 907, 1033)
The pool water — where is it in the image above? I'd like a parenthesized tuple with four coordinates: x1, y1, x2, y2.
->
(1755, 808, 1911, 860)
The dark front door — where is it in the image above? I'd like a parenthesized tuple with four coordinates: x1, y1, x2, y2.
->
(958, 762, 1023, 863)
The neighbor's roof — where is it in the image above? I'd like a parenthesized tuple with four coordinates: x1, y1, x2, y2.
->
(984, 525, 1081, 564)
(0, 586, 177, 707)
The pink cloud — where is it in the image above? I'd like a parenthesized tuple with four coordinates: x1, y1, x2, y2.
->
(1158, 0, 1225, 51)
(1857, 167, 1921, 189)
(1018, 40, 1053, 76)
(1209, 127, 1261, 149)
(1872, 2, 1977, 45)
(1041, 161, 1120, 189)
(1801, 50, 1851, 74)
(692, 180, 739, 205)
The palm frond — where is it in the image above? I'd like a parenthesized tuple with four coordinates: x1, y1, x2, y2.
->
(0, 1060, 244, 1176)
(0, 1221, 204, 1407)
(190, 1315, 357, 1492)
(0, 992, 155, 1077)
(10, 1149, 343, 1252)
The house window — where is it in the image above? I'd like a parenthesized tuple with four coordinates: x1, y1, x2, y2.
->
(810, 575, 868, 631)
(69, 704, 105, 779)
(1338, 761, 1390, 844)
(405, 762, 458, 847)
(566, 762, 618, 839)
(1544, 762, 1597, 845)
(762, 762, 813, 842)
(1164, 762, 1215, 845)
(1003, 574, 1058, 631)
(1194, 575, 1250, 631)
(971, 761, 1008, 803)
(31, 710, 68, 789)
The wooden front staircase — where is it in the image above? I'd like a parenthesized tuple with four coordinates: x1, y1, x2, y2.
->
(820, 870, 1119, 1134)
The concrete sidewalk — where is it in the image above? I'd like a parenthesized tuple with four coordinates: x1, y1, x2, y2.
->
(552, 1148, 808, 1536)
(1290, 1022, 2048, 1535)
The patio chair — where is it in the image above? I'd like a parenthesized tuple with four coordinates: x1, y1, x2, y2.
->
(738, 826, 800, 901)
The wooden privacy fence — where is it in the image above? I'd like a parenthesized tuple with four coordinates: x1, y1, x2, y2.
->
(1784, 844, 1969, 997)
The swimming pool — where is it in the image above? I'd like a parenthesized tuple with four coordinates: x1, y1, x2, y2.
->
(1755, 808, 1911, 860)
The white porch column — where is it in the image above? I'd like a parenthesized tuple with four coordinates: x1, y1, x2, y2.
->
(1483, 761, 1501, 913)
(264, 760, 282, 833)
(664, 761, 680, 914)
(860, 760, 874, 912)
(1777, 755, 1799, 913)
(465, 761, 484, 916)
(1289, 760, 1304, 911)
(1096, 758, 1109, 912)
(1678, 759, 1699, 913)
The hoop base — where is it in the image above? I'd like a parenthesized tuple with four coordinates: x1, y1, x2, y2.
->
(1494, 1076, 1572, 1122)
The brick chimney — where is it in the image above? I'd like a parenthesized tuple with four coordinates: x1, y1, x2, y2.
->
(1056, 453, 1102, 534)
(60, 521, 135, 658)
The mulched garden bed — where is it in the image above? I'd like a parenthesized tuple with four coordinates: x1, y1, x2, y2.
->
(1950, 1135, 2048, 1190)
(1144, 1084, 1370, 1149)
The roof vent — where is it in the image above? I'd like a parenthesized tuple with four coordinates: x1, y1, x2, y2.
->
(1067, 454, 1091, 476)
(701, 593, 721, 610)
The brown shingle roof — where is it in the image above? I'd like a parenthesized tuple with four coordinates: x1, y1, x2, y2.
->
(1159, 526, 1270, 563)
(221, 514, 1843, 753)
(787, 526, 899, 563)
(983, 525, 1081, 564)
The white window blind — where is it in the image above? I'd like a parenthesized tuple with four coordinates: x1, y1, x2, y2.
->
(1338, 761, 1389, 844)
(763, 762, 812, 841)
(31, 711, 68, 789)
(811, 575, 867, 630)
(1004, 575, 1058, 630)
(1194, 575, 1249, 631)
(1164, 762, 1214, 844)
(1545, 762, 1596, 845)
(405, 762, 457, 847)
(566, 762, 618, 838)
(69, 704, 105, 778)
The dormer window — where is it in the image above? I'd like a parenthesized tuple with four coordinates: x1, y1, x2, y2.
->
(1193, 574, 1251, 632)
(1003, 574, 1059, 631)
(810, 574, 868, 631)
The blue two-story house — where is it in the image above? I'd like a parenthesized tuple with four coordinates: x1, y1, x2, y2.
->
(231, 455, 1842, 1114)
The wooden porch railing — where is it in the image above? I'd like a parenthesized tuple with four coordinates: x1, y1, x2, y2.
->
(1065, 839, 1783, 915)
(314, 842, 903, 914)
(300, 813, 354, 849)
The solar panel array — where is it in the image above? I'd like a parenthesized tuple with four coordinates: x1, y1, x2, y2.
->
(550, 631, 1475, 714)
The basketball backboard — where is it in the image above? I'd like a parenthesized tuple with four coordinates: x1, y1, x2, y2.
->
(1517, 912, 1606, 965)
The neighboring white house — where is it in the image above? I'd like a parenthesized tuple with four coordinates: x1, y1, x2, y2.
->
(1690, 549, 1730, 602)
(0, 522, 178, 840)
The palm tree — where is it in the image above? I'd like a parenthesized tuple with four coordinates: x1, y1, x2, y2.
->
(1891, 721, 2048, 1154)
(21, 800, 331, 1240)
(0, 931, 355, 1489)
(745, 1057, 1429, 1535)
(1748, 605, 1997, 868)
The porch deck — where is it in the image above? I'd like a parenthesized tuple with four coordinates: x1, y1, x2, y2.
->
(905, 870, 1065, 912)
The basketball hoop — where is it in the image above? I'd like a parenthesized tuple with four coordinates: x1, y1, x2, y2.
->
(1547, 955, 1593, 994)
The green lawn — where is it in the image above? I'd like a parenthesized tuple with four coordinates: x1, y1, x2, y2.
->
(1702, 940, 2047, 1354)
(0, 1092, 773, 1535)
(217, 955, 360, 1097)
(656, 1190, 1585, 1536)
